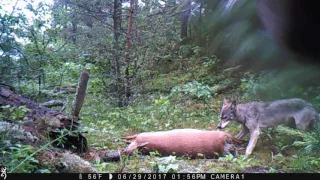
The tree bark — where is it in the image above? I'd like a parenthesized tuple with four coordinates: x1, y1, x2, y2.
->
(72, 68, 90, 120)
(180, 0, 191, 39)
(40, 100, 64, 108)
(71, 20, 77, 44)
(124, 0, 134, 106)
(113, 0, 123, 107)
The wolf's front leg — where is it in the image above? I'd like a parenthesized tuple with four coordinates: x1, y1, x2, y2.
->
(235, 125, 249, 139)
(245, 128, 260, 157)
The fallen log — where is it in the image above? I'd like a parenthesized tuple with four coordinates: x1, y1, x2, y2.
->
(40, 100, 65, 108)
(0, 85, 88, 153)
(54, 152, 98, 173)
(103, 129, 241, 161)
(54, 87, 76, 94)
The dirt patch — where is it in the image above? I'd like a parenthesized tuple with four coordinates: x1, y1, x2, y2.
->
(240, 166, 269, 173)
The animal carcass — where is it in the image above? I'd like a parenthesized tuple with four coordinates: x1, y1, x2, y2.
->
(104, 129, 241, 161)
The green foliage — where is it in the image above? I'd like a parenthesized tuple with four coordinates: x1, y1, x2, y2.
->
(169, 81, 215, 102)
(218, 154, 253, 169)
(1, 127, 82, 173)
(81, 93, 215, 151)
(0, 2, 28, 85)
(289, 155, 320, 173)
(1, 0, 320, 174)
(0, 105, 30, 122)
(45, 62, 82, 86)
(0, 144, 39, 173)
(271, 125, 320, 172)
(240, 70, 320, 102)
(155, 96, 170, 106)
(145, 72, 191, 92)
(292, 125, 320, 154)
(268, 167, 278, 173)
(151, 156, 179, 173)
(314, 94, 320, 110)
(203, 55, 220, 68)
(178, 45, 194, 58)
(53, 129, 71, 149)
(241, 72, 269, 100)
(273, 125, 320, 155)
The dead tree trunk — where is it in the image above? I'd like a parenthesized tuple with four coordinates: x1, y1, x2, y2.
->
(72, 68, 90, 121)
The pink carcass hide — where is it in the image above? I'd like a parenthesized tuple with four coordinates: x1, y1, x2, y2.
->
(104, 129, 241, 161)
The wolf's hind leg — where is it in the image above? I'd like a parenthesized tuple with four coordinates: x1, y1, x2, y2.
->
(236, 125, 249, 139)
(245, 128, 260, 157)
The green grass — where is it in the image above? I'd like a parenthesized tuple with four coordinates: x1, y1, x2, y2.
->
(3, 58, 320, 173)
(79, 90, 320, 173)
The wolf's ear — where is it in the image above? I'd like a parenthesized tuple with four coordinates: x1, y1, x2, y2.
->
(223, 98, 228, 104)
(231, 96, 238, 103)
(231, 97, 237, 109)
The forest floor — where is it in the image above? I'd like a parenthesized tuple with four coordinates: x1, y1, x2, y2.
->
(80, 91, 319, 173)
(2, 62, 320, 173)
(71, 62, 320, 173)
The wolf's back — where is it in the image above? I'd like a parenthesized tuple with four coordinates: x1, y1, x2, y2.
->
(239, 98, 319, 129)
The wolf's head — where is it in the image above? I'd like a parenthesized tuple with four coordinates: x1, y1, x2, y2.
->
(217, 98, 237, 129)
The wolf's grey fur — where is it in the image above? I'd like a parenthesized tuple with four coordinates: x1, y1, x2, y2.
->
(217, 98, 319, 157)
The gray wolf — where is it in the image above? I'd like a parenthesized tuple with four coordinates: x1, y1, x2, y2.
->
(217, 98, 319, 157)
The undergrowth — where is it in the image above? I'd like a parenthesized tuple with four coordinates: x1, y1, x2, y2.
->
(2, 58, 320, 173)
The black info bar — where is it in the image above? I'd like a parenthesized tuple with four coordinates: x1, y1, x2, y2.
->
(111, 173, 243, 180)
(3, 173, 320, 180)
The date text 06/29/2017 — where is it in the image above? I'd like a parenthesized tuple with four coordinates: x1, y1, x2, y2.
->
(112, 173, 245, 180)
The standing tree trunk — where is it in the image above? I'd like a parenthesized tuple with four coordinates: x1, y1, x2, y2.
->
(113, 0, 123, 107)
(164, 0, 176, 38)
(72, 67, 90, 121)
(124, 0, 134, 106)
(180, 0, 191, 39)
(71, 20, 77, 44)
